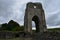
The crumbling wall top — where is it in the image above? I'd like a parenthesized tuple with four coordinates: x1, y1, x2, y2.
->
(26, 2, 43, 9)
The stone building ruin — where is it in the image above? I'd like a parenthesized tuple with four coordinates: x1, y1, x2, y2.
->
(24, 2, 47, 35)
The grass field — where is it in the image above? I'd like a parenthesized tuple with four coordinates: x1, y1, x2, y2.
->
(48, 28, 60, 32)
(32, 28, 60, 31)
(0, 38, 24, 40)
(0, 28, 60, 40)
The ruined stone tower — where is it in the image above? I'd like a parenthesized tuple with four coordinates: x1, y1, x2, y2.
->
(24, 2, 47, 34)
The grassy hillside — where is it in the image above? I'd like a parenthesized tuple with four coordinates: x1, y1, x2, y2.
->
(32, 28, 60, 32)
(0, 38, 23, 40)
(48, 28, 60, 32)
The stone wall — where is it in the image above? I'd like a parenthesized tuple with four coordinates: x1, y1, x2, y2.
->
(0, 31, 15, 38)
(0, 31, 25, 39)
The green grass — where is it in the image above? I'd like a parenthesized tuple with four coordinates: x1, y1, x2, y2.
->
(48, 28, 60, 32)
(0, 38, 24, 40)
(0, 28, 60, 40)
(32, 28, 60, 32)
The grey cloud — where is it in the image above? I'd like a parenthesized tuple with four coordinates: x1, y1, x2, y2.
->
(45, 0, 60, 13)
(43, 0, 60, 27)
(0, 0, 17, 24)
(0, 0, 60, 28)
(47, 11, 60, 26)
(0, 0, 16, 18)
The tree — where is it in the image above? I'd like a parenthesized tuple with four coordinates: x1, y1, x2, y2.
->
(8, 20, 20, 31)
(1, 23, 8, 30)
(20, 26, 24, 31)
(0, 20, 24, 31)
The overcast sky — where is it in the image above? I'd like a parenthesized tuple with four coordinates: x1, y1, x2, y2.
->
(0, 0, 60, 28)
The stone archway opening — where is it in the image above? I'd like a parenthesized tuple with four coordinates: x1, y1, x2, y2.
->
(32, 21, 36, 32)
(32, 15, 40, 33)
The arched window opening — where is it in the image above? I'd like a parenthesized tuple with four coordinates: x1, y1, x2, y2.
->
(32, 21, 36, 33)
(32, 15, 40, 33)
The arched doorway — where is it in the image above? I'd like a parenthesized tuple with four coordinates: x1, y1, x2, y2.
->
(32, 15, 40, 33)
(32, 21, 36, 32)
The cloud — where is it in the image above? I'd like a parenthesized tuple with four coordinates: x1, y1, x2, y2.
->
(0, 0, 17, 23)
(0, 0, 60, 28)
(5, 0, 44, 25)
(46, 12, 60, 26)
(44, 0, 60, 27)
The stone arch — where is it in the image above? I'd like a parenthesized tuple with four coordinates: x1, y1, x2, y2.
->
(24, 2, 47, 34)
(32, 15, 40, 33)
